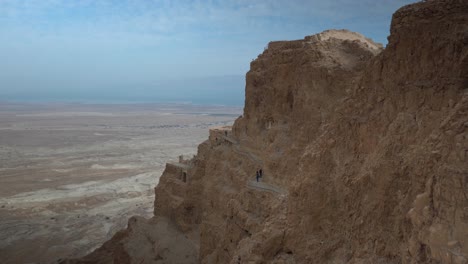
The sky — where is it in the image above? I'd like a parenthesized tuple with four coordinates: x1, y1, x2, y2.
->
(0, 0, 416, 106)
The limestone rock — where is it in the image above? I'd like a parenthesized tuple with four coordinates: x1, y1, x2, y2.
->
(64, 0, 468, 263)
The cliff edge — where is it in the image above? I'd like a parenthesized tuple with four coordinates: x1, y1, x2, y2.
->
(64, 1, 468, 263)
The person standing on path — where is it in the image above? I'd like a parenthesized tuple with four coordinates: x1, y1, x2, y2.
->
(256, 170, 260, 182)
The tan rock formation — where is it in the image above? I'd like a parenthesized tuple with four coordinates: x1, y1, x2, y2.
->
(63, 0, 468, 263)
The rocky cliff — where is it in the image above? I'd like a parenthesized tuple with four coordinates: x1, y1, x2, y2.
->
(64, 0, 468, 263)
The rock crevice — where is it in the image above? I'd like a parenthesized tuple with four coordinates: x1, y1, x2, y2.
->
(64, 1, 468, 263)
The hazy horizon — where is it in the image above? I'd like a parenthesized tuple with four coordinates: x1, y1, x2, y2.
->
(0, 75, 245, 106)
(0, 0, 416, 105)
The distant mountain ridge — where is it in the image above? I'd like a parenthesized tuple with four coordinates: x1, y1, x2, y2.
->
(0, 75, 246, 107)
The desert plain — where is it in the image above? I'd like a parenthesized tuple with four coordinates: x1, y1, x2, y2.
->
(0, 102, 240, 264)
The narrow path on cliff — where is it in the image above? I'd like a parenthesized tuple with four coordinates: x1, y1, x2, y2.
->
(224, 136, 263, 165)
(247, 181, 287, 195)
(222, 136, 285, 195)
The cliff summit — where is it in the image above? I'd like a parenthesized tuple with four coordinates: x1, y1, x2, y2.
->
(64, 0, 468, 263)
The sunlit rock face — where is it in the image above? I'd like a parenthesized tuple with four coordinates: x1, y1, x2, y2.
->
(65, 1, 468, 263)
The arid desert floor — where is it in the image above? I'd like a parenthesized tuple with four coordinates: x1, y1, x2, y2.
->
(0, 102, 241, 264)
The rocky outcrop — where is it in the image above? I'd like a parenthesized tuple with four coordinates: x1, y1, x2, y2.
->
(64, 0, 468, 263)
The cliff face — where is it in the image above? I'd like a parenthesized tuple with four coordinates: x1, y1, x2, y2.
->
(65, 1, 468, 263)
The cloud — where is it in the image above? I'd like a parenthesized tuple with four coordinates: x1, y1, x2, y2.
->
(0, 0, 417, 102)
(0, 0, 419, 55)
(0, 0, 416, 38)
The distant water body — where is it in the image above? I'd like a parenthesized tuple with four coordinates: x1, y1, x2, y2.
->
(0, 101, 243, 121)
(1, 97, 244, 107)
(0, 75, 246, 107)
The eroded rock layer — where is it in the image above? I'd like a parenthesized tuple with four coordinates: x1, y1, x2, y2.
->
(65, 1, 468, 263)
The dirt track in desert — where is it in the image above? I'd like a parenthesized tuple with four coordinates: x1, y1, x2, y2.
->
(0, 102, 240, 264)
